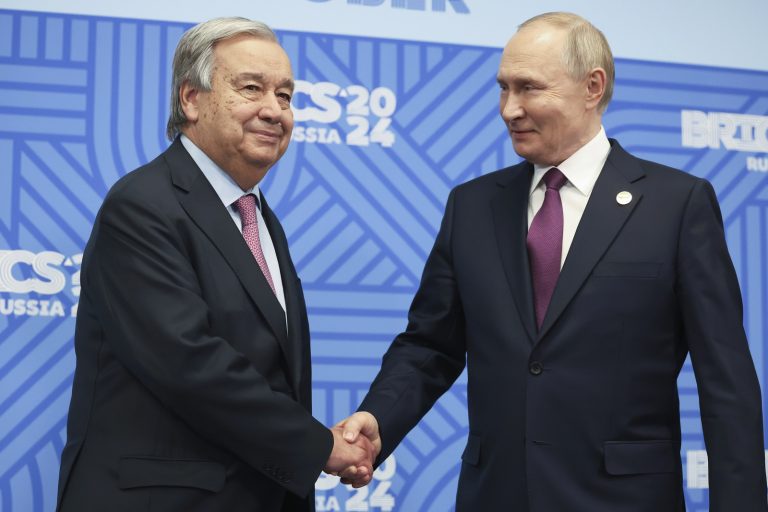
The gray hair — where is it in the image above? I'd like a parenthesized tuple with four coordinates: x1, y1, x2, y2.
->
(166, 17, 278, 140)
(519, 12, 615, 112)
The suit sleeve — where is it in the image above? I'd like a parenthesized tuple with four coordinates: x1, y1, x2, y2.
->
(359, 189, 467, 462)
(85, 190, 332, 497)
(677, 179, 767, 511)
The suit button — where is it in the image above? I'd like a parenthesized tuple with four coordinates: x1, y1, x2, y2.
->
(529, 362, 543, 375)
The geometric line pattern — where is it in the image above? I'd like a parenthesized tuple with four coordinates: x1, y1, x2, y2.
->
(1, 8, 767, 511)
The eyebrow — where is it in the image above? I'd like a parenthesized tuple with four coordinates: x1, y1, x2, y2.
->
(497, 74, 543, 86)
(235, 72, 294, 91)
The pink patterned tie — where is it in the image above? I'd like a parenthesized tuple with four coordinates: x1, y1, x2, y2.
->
(235, 194, 276, 295)
(527, 168, 568, 329)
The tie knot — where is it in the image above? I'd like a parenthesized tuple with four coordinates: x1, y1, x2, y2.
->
(542, 167, 567, 191)
(235, 194, 258, 227)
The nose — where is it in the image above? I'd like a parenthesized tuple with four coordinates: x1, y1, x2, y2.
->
(500, 92, 523, 123)
(259, 92, 284, 123)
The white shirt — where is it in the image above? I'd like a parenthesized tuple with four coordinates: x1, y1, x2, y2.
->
(527, 127, 611, 268)
(180, 135, 287, 317)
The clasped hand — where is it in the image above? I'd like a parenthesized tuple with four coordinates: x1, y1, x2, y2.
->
(323, 412, 381, 488)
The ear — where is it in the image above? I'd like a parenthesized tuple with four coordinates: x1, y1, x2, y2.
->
(179, 80, 201, 123)
(585, 67, 607, 110)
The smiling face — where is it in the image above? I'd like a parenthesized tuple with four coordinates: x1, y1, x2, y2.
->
(497, 24, 604, 167)
(180, 35, 294, 190)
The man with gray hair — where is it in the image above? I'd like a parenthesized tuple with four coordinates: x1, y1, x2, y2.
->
(338, 11, 767, 511)
(57, 17, 374, 512)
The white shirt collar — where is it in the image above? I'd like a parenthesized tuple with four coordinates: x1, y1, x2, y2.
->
(180, 134, 261, 208)
(530, 126, 611, 197)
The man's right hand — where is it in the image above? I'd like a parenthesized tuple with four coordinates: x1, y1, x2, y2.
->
(335, 412, 381, 488)
(324, 425, 376, 486)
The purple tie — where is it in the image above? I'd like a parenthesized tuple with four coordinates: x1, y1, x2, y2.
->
(235, 194, 276, 295)
(527, 168, 568, 329)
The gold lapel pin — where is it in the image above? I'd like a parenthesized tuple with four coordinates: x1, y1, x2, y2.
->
(616, 191, 632, 205)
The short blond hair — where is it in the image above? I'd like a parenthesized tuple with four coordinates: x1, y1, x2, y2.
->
(520, 12, 615, 112)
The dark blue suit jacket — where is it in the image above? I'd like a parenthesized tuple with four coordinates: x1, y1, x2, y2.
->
(359, 140, 767, 511)
(57, 139, 331, 512)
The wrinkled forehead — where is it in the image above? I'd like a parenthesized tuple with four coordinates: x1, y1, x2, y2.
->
(498, 25, 567, 75)
(211, 35, 288, 65)
(503, 24, 566, 60)
(211, 36, 293, 80)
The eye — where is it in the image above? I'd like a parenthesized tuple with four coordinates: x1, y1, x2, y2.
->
(276, 92, 292, 109)
(243, 84, 261, 93)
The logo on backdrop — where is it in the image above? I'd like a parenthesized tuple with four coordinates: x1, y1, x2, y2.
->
(292, 80, 397, 147)
(306, 0, 470, 14)
(681, 110, 768, 173)
(0, 250, 82, 318)
(315, 455, 396, 511)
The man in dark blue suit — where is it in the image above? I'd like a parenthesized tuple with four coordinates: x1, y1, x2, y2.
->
(57, 17, 374, 512)
(338, 11, 768, 511)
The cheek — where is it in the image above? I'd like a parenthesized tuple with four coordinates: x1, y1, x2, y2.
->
(556, 108, 582, 134)
(200, 96, 230, 127)
(209, 91, 230, 115)
(538, 104, 568, 131)
(282, 113, 294, 134)
(196, 97, 214, 121)
(229, 104, 258, 129)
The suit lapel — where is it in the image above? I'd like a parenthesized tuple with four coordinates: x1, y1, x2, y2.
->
(260, 196, 307, 404)
(538, 140, 646, 339)
(491, 162, 537, 344)
(163, 139, 290, 361)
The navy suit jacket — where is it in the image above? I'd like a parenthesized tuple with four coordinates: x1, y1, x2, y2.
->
(359, 140, 767, 511)
(57, 138, 332, 512)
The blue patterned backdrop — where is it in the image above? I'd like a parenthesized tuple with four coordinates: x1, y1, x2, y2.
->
(0, 9, 767, 511)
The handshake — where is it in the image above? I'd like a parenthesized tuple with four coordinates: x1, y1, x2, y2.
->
(323, 411, 381, 488)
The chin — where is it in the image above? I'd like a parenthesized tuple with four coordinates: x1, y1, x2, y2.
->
(511, 145, 534, 162)
(244, 149, 279, 165)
